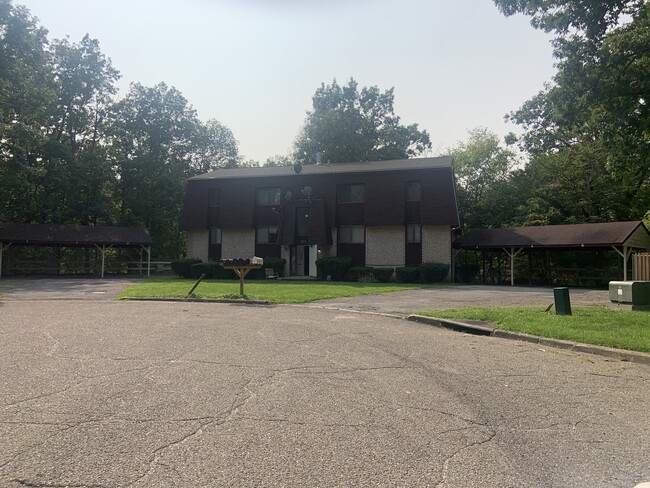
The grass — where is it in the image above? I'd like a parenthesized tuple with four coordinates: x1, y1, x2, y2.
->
(419, 307, 650, 353)
(118, 278, 438, 304)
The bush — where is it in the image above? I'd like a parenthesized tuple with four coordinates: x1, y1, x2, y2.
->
(191, 262, 234, 279)
(347, 266, 375, 282)
(418, 262, 449, 283)
(315, 256, 353, 281)
(373, 268, 394, 283)
(249, 257, 286, 279)
(171, 258, 202, 278)
(456, 263, 479, 283)
(396, 266, 420, 283)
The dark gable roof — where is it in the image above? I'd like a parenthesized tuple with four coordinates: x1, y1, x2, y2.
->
(190, 156, 453, 180)
(455, 221, 649, 250)
(0, 223, 153, 246)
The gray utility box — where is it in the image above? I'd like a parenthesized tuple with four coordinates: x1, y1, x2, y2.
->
(609, 281, 650, 311)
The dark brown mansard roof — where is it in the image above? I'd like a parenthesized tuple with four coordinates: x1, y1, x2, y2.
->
(0, 223, 153, 247)
(454, 221, 650, 250)
(190, 156, 454, 180)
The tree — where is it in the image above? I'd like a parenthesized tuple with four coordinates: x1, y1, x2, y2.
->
(193, 118, 240, 172)
(293, 78, 431, 164)
(493, 0, 650, 222)
(0, 0, 54, 223)
(109, 82, 204, 258)
(448, 127, 518, 229)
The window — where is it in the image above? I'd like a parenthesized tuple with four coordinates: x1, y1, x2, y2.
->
(209, 227, 222, 245)
(257, 187, 281, 206)
(337, 184, 365, 203)
(339, 225, 365, 244)
(406, 181, 421, 202)
(295, 207, 310, 238)
(406, 224, 421, 244)
(209, 189, 220, 207)
(257, 226, 278, 244)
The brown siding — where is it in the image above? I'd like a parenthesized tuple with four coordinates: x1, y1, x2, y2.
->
(405, 202, 420, 223)
(405, 243, 422, 266)
(208, 244, 222, 261)
(179, 166, 459, 231)
(255, 244, 281, 259)
(337, 243, 365, 267)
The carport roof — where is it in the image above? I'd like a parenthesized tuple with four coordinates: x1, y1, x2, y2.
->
(0, 223, 153, 247)
(454, 221, 650, 250)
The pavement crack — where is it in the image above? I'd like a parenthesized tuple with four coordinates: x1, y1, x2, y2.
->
(12, 479, 110, 488)
(436, 428, 498, 487)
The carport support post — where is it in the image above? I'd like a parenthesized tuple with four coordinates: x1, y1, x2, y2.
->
(0, 242, 11, 279)
(503, 247, 524, 286)
(612, 245, 630, 280)
(144, 245, 151, 277)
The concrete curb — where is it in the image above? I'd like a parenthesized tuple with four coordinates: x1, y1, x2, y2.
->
(407, 315, 495, 335)
(407, 314, 650, 366)
(121, 297, 274, 306)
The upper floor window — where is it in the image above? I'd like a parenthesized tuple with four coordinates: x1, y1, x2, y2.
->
(256, 226, 279, 244)
(209, 189, 220, 207)
(257, 187, 281, 206)
(406, 181, 421, 202)
(337, 184, 364, 203)
(339, 225, 365, 244)
(209, 227, 222, 245)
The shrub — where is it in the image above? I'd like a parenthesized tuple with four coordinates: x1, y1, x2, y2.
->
(191, 262, 234, 279)
(171, 258, 202, 278)
(315, 256, 353, 281)
(418, 262, 449, 283)
(250, 257, 286, 279)
(396, 266, 420, 283)
(456, 263, 480, 283)
(348, 266, 375, 282)
(373, 267, 394, 283)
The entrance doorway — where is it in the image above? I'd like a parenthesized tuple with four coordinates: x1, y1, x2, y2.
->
(290, 244, 317, 277)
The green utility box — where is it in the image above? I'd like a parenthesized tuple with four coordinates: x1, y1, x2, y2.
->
(609, 281, 650, 311)
(553, 287, 572, 315)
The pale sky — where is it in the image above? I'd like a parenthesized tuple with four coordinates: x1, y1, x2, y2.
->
(18, 0, 556, 163)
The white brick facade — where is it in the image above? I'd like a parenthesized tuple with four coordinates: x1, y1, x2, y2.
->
(185, 230, 209, 261)
(222, 228, 255, 259)
(366, 226, 405, 267)
(422, 225, 452, 265)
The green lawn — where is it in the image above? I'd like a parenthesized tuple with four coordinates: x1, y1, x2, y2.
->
(119, 278, 438, 304)
(420, 307, 650, 353)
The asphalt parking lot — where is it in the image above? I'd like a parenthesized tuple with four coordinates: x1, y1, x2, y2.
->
(0, 281, 648, 487)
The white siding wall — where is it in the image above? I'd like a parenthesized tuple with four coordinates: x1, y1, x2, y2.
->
(366, 226, 405, 267)
(186, 230, 209, 261)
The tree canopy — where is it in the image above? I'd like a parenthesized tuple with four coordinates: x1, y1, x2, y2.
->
(490, 0, 650, 225)
(0, 0, 241, 258)
(293, 78, 431, 164)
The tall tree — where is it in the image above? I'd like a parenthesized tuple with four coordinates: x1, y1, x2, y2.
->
(448, 127, 518, 229)
(294, 78, 431, 164)
(193, 118, 240, 172)
(109, 82, 209, 258)
(0, 0, 54, 222)
(493, 0, 650, 222)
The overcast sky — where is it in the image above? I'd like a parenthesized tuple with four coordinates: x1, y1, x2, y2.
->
(19, 0, 556, 163)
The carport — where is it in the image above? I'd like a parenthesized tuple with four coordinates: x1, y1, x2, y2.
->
(454, 221, 650, 286)
(0, 223, 153, 278)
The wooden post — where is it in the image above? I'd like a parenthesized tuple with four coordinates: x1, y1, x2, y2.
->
(101, 244, 105, 278)
(147, 245, 151, 277)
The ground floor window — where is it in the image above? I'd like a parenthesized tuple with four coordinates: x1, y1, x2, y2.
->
(209, 227, 222, 245)
(338, 225, 365, 244)
(406, 224, 421, 243)
(256, 226, 279, 244)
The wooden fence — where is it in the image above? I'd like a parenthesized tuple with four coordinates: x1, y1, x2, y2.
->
(634, 253, 650, 280)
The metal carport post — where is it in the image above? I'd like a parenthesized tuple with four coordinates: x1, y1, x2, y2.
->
(612, 245, 631, 280)
(503, 247, 524, 286)
(0, 242, 11, 279)
(143, 245, 151, 277)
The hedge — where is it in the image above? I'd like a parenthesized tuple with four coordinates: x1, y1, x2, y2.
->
(418, 262, 449, 283)
(396, 266, 420, 283)
(249, 257, 286, 279)
(373, 268, 394, 283)
(315, 256, 353, 281)
(191, 262, 234, 279)
(347, 266, 376, 282)
(171, 258, 202, 278)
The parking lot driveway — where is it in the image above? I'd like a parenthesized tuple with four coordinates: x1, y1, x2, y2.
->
(0, 277, 142, 300)
(1, 300, 648, 487)
(310, 285, 610, 314)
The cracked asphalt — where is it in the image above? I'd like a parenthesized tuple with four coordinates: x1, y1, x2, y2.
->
(1, 295, 649, 487)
